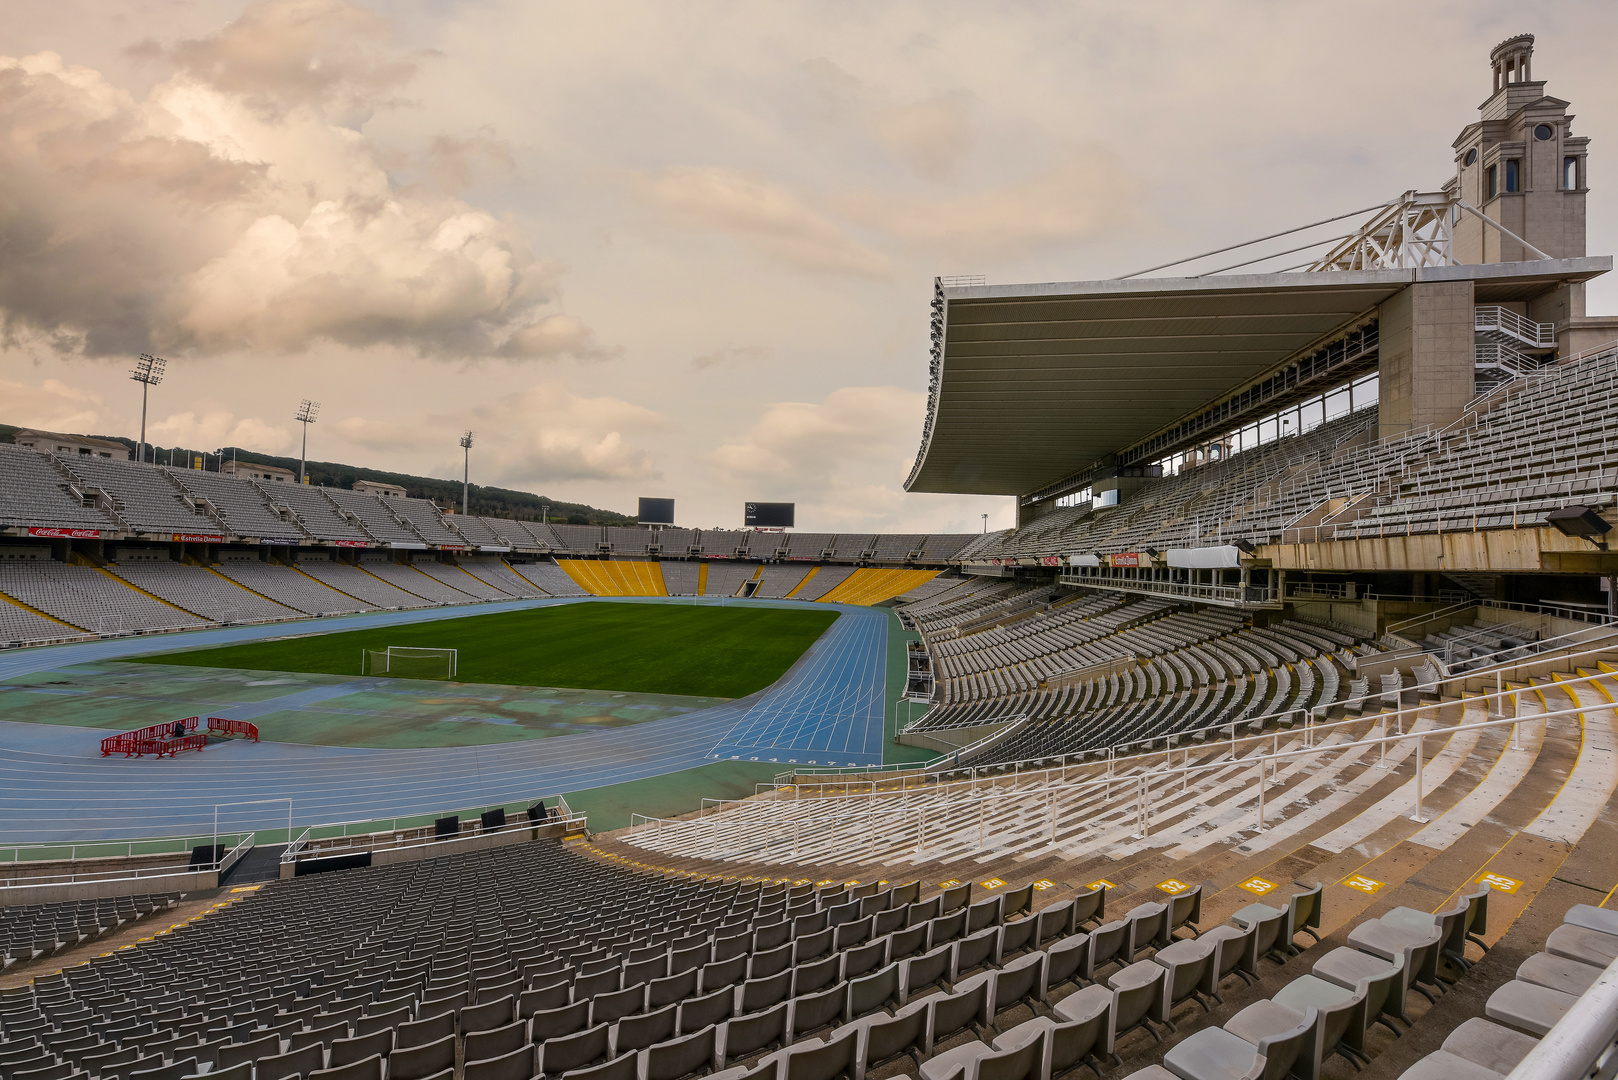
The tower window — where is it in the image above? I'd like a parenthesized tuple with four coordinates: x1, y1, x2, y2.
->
(1504, 160, 1519, 192)
(1534, 123, 1554, 141)
(1565, 157, 1580, 189)
(1487, 165, 1498, 198)
(1464, 148, 1478, 166)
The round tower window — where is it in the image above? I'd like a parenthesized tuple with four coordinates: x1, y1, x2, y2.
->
(1464, 149, 1478, 166)
(1534, 124, 1554, 141)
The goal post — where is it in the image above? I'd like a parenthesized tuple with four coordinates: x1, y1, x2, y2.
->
(361, 646, 457, 680)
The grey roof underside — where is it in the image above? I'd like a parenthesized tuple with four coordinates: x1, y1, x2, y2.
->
(904, 258, 1609, 496)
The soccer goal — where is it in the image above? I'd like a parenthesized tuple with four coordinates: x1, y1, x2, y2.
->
(363, 646, 458, 679)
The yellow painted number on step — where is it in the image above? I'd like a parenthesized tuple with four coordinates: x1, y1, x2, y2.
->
(1088, 879, 1116, 891)
(1241, 877, 1277, 895)
(981, 878, 1005, 889)
(938, 880, 961, 889)
(1158, 879, 1190, 894)
(1033, 880, 1056, 891)
(1343, 875, 1385, 895)
(1477, 873, 1520, 893)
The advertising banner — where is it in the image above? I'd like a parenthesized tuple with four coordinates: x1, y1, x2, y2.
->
(172, 534, 225, 543)
(27, 527, 101, 539)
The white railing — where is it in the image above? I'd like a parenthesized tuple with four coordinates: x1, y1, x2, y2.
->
(629, 669, 1612, 860)
(0, 831, 255, 887)
(1475, 305, 1555, 348)
(762, 715, 1033, 787)
(280, 796, 586, 865)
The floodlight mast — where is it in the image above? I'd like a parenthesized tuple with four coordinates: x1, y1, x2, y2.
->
(460, 431, 475, 516)
(129, 354, 166, 465)
(294, 400, 320, 483)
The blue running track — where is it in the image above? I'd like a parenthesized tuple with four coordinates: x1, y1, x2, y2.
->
(0, 598, 889, 842)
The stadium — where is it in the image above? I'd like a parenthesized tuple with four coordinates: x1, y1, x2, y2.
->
(1, 24, 1617, 1080)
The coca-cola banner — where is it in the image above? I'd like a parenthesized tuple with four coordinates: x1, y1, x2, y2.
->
(27, 527, 101, 539)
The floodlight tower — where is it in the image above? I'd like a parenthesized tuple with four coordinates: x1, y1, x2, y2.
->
(460, 431, 475, 515)
(294, 400, 320, 483)
(130, 354, 166, 465)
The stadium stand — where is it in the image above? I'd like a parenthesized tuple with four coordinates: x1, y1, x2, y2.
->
(0, 595, 88, 645)
(870, 533, 927, 562)
(829, 534, 876, 560)
(551, 524, 605, 554)
(784, 532, 836, 560)
(698, 530, 751, 558)
(57, 456, 223, 536)
(165, 469, 306, 542)
(290, 559, 433, 609)
(654, 529, 698, 556)
(0, 562, 208, 634)
(817, 568, 939, 606)
(2, 893, 176, 969)
(107, 563, 302, 625)
(659, 561, 700, 596)
(322, 488, 423, 546)
(413, 561, 512, 600)
(510, 560, 589, 597)
(387, 497, 463, 547)
(893, 574, 967, 606)
(457, 559, 547, 598)
(256, 483, 373, 544)
(366, 561, 481, 605)
(607, 527, 652, 556)
(211, 562, 377, 615)
(558, 560, 668, 597)
(448, 515, 509, 549)
(700, 561, 757, 598)
(0, 443, 117, 531)
(792, 564, 856, 601)
(753, 564, 813, 599)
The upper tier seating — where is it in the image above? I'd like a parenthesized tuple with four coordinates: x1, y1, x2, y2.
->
(450, 516, 508, 549)
(387, 498, 463, 546)
(654, 529, 697, 556)
(551, 524, 604, 554)
(607, 528, 651, 555)
(699, 530, 752, 557)
(0, 562, 208, 634)
(785, 533, 836, 560)
(58, 456, 222, 535)
(0, 444, 116, 531)
(165, 469, 305, 541)
(323, 489, 423, 545)
(258, 484, 372, 543)
(109, 563, 301, 625)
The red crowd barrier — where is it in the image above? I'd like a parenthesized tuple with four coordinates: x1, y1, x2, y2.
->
(99, 716, 208, 758)
(207, 717, 260, 742)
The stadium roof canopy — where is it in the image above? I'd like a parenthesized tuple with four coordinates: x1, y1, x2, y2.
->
(904, 258, 1610, 497)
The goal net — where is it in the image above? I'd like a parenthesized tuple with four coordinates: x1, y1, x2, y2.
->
(363, 646, 458, 680)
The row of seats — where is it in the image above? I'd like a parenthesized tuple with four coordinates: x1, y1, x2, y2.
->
(1, 895, 176, 969)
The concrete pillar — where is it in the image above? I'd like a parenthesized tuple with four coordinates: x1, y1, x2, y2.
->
(1376, 281, 1476, 442)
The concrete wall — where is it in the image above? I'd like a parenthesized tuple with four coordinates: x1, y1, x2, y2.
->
(0, 870, 215, 907)
(1377, 281, 1476, 442)
(280, 822, 576, 878)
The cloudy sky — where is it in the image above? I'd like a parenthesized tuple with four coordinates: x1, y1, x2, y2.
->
(3, 1, 1615, 532)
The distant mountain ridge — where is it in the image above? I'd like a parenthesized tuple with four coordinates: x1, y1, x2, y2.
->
(0, 423, 634, 526)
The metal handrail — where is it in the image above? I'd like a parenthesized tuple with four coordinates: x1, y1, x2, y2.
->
(768, 715, 1032, 785)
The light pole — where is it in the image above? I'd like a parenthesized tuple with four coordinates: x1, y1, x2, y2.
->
(460, 431, 475, 515)
(981, 513, 988, 534)
(130, 354, 165, 465)
(541, 504, 550, 526)
(294, 400, 320, 483)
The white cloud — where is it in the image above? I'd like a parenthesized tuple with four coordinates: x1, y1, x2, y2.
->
(0, 1, 605, 360)
(474, 382, 668, 485)
(0, 377, 108, 435)
(147, 409, 295, 453)
(632, 167, 891, 277)
(691, 345, 770, 370)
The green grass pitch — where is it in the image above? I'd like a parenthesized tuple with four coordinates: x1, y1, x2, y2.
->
(134, 602, 840, 698)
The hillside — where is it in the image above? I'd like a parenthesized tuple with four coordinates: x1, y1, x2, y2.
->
(0, 424, 634, 526)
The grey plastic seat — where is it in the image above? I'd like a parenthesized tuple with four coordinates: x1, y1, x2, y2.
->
(1044, 934, 1092, 996)
(789, 982, 848, 1040)
(465, 1020, 528, 1064)
(1440, 1018, 1539, 1075)
(1381, 900, 1472, 971)
(929, 980, 992, 1048)
(389, 1034, 455, 1080)
(329, 1030, 393, 1069)
(532, 1002, 593, 1043)
(395, 1013, 455, 1050)
(539, 1025, 611, 1079)
(1346, 921, 1448, 1001)
(678, 987, 735, 1036)
(1544, 924, 1618, 967)
(642, 1025, 718, 1080)
(463, 996, 517, 1035)
(1233, 883, 1322, 958)
(561, 1050, 637, 1080)
(354, 1009, 410, 1037)
(308, 1055, 382, 1080)
(999, 916, 1039, 961)
(1484, 979, 1576, 1037)
(592, 983, 647, 1026)
(769, 1027, 859, 1080)
(1108, 961, 1168, 1043)
(1086, 921, 1130, 980)
(256, 1044, 324, 1080)
(1397, 1051, 1507, 1080)
(1162, 1006, 1317, 1080)
(842, 941, 888, 983)
(888, 925, 929, 963)
(842, 1003, 928, 1080)
(846, 965, 900, 1022)
(1564, 904, 1618, 937)
(613, 1004, 676, 1055)
(1035, 901, 1079, 946)
(954, 928, 1003, 983)
(1256, 977, 1368, 1079)
(1166, 886, 1203, 940)
(464, 1046, 536, 1080)
(718, 1003, 788, 1066)
(985, 953, 1047, 1031)
(1516, 952, 1605, 996)
(1312, 943, 1417, 1028)
(920, 1031, 1045, 1080)
(968, 897, 1005, 935)
(1152, 938, 1216, 1019)
(1123, 903, 1169, 959)
(794, 957, 841, 998)
(130, 1059, 200, 1080)
(750, 945, 795, 981)
(1197, 923, 1259, 1002)
(901, 945, 954, 1003)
